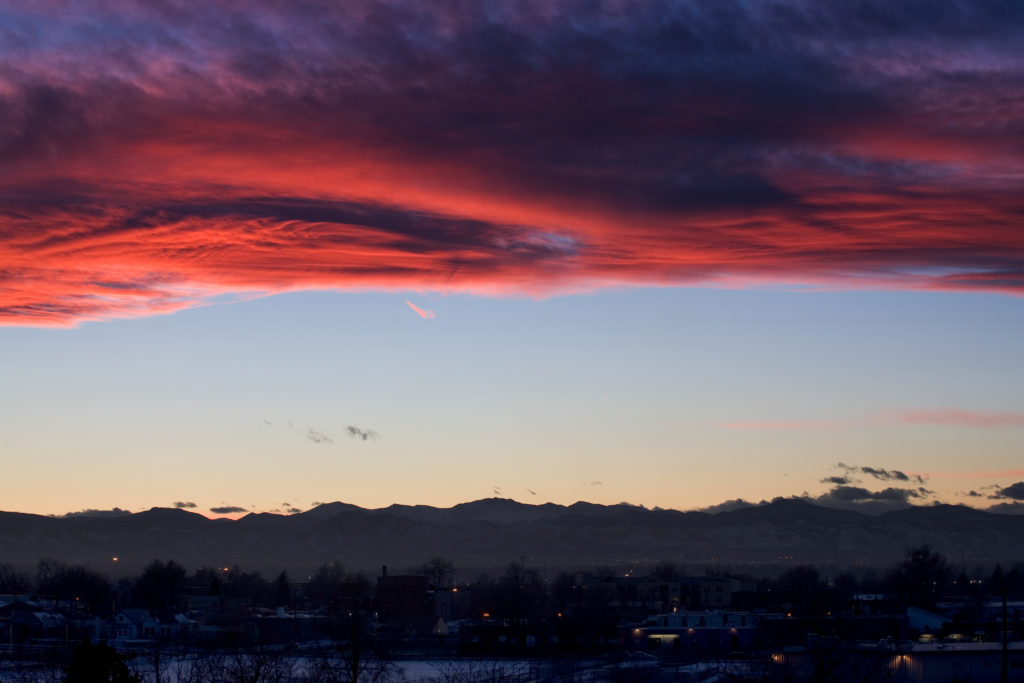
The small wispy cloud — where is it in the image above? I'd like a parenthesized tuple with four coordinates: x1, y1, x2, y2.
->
(697, 498, 764, 514)
(60, 508, 131, 519)
(406, 300, 436, 319)
(346, 425, 379, 441)
(173, 501, 197, 509)
(826, 463, 926, 485)
(988, 481, 1024, 501)
(860, 466, 925, 484)
(306, 427, 333, 444)
(210, 505, 247, 514)
(583, 480, 603, 487)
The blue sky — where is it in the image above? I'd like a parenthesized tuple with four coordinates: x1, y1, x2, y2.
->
(3, 286, 1022, 516)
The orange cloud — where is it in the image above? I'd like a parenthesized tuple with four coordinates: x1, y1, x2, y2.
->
(405, 300, 436, 319)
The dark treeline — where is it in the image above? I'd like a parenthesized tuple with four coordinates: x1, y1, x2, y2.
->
(3, 547, 1024, 622)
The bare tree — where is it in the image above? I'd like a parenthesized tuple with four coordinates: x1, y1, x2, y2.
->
(420, 556, 455, 591)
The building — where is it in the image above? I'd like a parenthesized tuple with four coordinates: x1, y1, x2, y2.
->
(628, 610, 771, 657)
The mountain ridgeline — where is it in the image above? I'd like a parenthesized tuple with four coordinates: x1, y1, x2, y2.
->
(1, 499, 1021, 576)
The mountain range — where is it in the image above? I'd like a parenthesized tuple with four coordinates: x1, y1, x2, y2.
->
(1, 498, 1022, 577)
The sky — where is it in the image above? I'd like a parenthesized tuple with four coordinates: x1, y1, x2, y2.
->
(2, 0, 1023, 518)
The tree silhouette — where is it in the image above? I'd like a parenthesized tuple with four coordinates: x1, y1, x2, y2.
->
(275, 570, 291, 608)
(35, 559, 111, 614)
(776, 564, 823, 616)
(890, 545, 950, 609)
(134, 559, 187, 611)
(494, 561, 545, 622)
(308, 562, 380, 681)
(0, 563, 30, 594)
(222, 565, 271, 606)
(64, 640, 140, 683)
(420, 556, 455, 591)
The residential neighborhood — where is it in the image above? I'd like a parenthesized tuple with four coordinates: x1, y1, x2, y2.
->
(1, 547, 1022, 681)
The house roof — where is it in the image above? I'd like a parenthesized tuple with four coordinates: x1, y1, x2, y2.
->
(117, 608, 153, 624)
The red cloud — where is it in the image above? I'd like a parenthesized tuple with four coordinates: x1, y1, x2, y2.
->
(888, 410, 1024, 429)
(3, 2, 1024, 326)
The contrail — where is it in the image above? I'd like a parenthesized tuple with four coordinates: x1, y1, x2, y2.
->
(406, 300, 436, 319)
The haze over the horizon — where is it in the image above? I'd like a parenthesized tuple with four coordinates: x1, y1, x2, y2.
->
(2, 1, 1023, 519)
